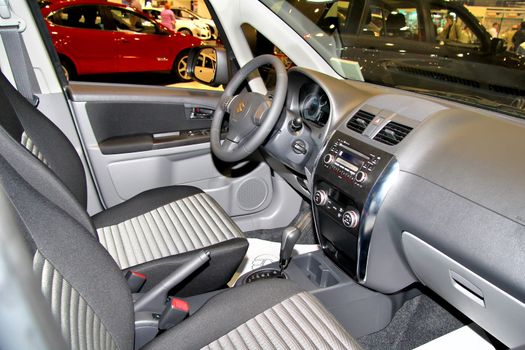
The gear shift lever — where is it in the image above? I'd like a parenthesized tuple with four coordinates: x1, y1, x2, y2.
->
(241, 226, 302, 285)
(279, 226, 302, 274)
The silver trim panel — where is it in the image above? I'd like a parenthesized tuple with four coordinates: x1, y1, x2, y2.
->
(357, 160, 399, 283)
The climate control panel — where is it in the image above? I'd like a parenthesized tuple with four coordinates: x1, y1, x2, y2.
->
(313, 186, 360, 230)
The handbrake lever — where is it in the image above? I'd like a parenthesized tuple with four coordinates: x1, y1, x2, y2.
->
(134, 250, 210, 313)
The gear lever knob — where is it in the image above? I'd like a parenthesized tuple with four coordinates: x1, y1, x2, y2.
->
(279, 226, 301, 274)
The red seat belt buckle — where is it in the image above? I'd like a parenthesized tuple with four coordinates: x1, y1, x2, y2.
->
(158, 297, 189, 330)
(125, 271, 147, 293)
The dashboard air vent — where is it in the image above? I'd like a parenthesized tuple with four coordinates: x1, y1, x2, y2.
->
(346, 110, 375, 133)
(374, 121, 413, 145)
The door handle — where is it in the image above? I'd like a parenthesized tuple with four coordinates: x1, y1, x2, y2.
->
(190, 107, 214, 119)
(117, 37, 130, 44)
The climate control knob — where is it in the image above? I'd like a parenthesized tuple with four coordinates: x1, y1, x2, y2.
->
(323, 154, 335, 165)
(314, 190, 328, 206)
(355, 171, 367, 183)
(342, 209, 360, 229)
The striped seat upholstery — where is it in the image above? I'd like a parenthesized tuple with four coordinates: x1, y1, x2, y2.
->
(2, 129, 358, 350)
(33, 251, 118, 350)
(0, 70, 247, 289)
(20, 121, 245, 271)
(97, 193, 244, 269)
(202, 292, 361, 350)
(21, 131, 48, 165)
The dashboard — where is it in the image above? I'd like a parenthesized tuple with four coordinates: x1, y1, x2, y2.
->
(263, 67, 525, 348)
(299, 83, 330, 127)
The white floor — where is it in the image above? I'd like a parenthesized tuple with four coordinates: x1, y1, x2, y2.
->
(415, 324, 495, 350)
(228, 238, 319, 286)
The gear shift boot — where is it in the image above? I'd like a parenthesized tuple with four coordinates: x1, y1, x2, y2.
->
(242, 226, 302, 284)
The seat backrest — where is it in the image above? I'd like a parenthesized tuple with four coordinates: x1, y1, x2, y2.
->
(385, 12, 406, 35)
(0, 122, 134, 350)
(0, 72, 88, 208)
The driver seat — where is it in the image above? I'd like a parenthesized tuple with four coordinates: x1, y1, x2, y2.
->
(0, 72, 248, 295)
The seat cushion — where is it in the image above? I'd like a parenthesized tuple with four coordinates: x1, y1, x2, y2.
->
(93, 186, 245, 270)
(203, 292, 360, 350)
(144, 280, 361, 350)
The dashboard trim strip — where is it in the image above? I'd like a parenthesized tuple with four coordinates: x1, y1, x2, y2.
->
(357, 159, 399, 283)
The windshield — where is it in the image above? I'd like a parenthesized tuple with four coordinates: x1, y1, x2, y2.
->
(261, 0, 525, 118)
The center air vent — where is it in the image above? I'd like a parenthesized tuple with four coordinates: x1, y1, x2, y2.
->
(374, 121, 413, 145)
(347, 110, 375, 134)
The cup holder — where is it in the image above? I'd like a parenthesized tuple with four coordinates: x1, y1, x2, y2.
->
(294, 255, 339, 288)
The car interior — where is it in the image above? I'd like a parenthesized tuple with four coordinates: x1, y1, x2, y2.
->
(0, 0, 524, 349)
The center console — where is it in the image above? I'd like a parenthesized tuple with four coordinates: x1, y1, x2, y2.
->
(235, 132, 402, 337)
(313, 130, 396, 281)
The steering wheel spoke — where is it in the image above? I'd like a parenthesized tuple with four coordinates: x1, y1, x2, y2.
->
(221, 95, 235, 114)
(221, 138, 239, 153)
(210, 55, 288, 162)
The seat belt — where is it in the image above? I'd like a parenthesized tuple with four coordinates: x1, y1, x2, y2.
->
(0, 0, 40, 106)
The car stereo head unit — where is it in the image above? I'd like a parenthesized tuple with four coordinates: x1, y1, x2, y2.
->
(313, 130, 395, 278)
(322, 138, 382, 189)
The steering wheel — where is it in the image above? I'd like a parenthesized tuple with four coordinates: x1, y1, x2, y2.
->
(210, 55, 287, 162)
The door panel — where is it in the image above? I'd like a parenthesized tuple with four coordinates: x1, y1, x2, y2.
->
(86, 102, 214, 153)
(106, 154, 273, 216)
(67, 82, 277, 220)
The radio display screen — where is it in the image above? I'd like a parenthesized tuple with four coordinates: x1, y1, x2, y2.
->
(340, 150, 364, 169)
(334, 145, 369, 173)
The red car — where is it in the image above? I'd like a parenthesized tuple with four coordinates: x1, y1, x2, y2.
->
(40, 0, 202, 81)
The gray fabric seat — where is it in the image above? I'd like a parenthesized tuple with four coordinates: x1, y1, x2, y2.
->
(0, 121, 361, 350)
(146, 279, 360, 350)
(93, 186, 244, 270)
(0, 72, 248, 295)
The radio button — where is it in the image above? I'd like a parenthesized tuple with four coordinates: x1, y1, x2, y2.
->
(355, 171, 367, 183)
(342, 209, 360, 228)
(323, 154, 335, 164)
(314, 190, 328, 206)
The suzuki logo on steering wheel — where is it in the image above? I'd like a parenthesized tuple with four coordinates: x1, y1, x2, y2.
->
(236, 101, 246, 113)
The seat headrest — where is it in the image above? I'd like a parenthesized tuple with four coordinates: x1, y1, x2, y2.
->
(386, 13, 406, 31)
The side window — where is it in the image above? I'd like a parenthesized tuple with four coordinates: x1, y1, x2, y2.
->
(241, 23, 296, 89)
(144, 10, 161, 21)
(360, 6, 385, 36)
(197, 56, 205, 66)
(180, 10, 195, 19)
(360, 2, 421, 40)
(431, 9, 481, 45)
(204, 57, 214, 69)
(109, 8, 158, 34)
(48, 5, 104, 30)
